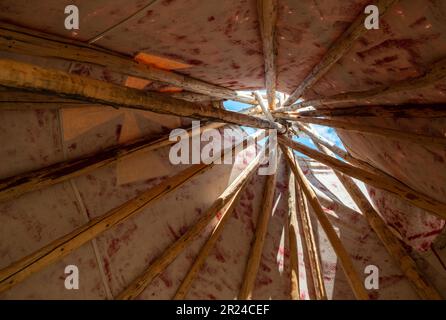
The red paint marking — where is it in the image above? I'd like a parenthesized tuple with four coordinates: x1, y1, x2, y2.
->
(167, 224, 179, 240)
(214, 248, 226, 263)
(159, 273, 173, 288)
(107, 238, 120, 257)
(102, 257, 112, 282)
(260, 262, 271, 273)
(407, 229, 442, 240)
(256, 275, 272, 287)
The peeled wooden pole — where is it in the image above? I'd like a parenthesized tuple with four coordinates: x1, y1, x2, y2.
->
(281, 116, 446, 148)
(0, 163, 209, 293)
(117, 146, 266, 300)
(0, 59, 280, 131)
(173, 179, 248, 299)
(288, 104, 446, 118)
(294, 123, 346, 157)
(309, 138, 442, 300)
(280, 145, 369, 300)
(287, 172, 300, 300)
(252, 92, 286, 133)
(0, 24, 256, 105)
(0, 130, 264, 293)
(294, 122, 404, 177)
(280, 57, 446, 111)
(0, 122, 225, 203)
(278, 135, 446, 219)
(294, 175, 327, 300)
(253, 91, 276, 123)
(0, 88, 224, 107)
(239, 152, 278, 300)
(283, 0, 397, 106)
(257, 0, 278, 110)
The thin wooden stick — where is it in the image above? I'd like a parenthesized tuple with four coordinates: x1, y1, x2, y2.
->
(239, 152, 279, 300)
(283, 0, 397, 106)
(87, 0, 159, 44)
(173, 179, 249, 299)
(0, 122, 225, 202)
(281, 145, 369, 300)
(0, 59, 280, 130)
(287, 171, 300, 300)
(294, 171, 327, 300)
(281, 116, 446, 148)
(0, 131, 264, 293)
(280, 57, 446, 111)
(287, 104, 446, 118)
(257, 0, 278, 110)
(117, 146, 266, 300)
(0, 24, 256, 105)
(278, 135, 446, 219)
(308, 136, 442, 300)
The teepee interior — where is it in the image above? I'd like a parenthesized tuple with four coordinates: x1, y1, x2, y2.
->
(0, 0, 445, 300)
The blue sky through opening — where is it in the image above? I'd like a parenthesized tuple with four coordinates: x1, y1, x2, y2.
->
(223, 100, 345, 157)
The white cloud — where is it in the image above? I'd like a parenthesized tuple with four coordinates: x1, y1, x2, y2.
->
(310, 124, 346, 150)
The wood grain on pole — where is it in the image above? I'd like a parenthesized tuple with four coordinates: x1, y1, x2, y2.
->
(283, 0, 398, 106)
(117, 147, 265, 300)
(254, 91, 276, 123)
(310, 138, 442, 300)
(0, 163, 210, 294)
(278, 135, 446, 219)
(239, 153, 278, 300)
(0, 24, 256, 105)
(282, 116, 446, 148)
(173, 180, 248, 299)
(280, 57, 446, 111)
(294, 174, 327, 300)
(287, 172, 300, 300)
(257, 0, 278, 110)
(294, 122, 407, 178)
(280, 145, 369, 300)
(0, 59, 280, 130)
(0, 122, 225, 202)
(288, 104, 446, 118)
(0, 130, 264, 293)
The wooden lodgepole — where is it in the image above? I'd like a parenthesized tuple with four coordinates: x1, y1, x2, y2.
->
(0, 24, 256, 105)
(253, 91, 276, 123)
(306, 132, 442, 300)
(117, 144, 266, 300)
(238, 152, 279, 300)
(287, 172, 300, 300)
(0, 163, 210, 294)
(278, 135, 446, 220)
(0, 130, 264, 294)
(257, 0, 278, 110)
(252, 92, 286, 133)
(294, 167, 327, 300)
(287, 104, 446, 119)
(0, 122, 226, 203)
(0, 59, 281, 131)
(282, 0, 398, 107)
(294, 122, 408, 178)
(173, 179, 249, 299)
(279, 58, 446, 112)
(280, 116, 446, 148)
(280, 144, 369, 300)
